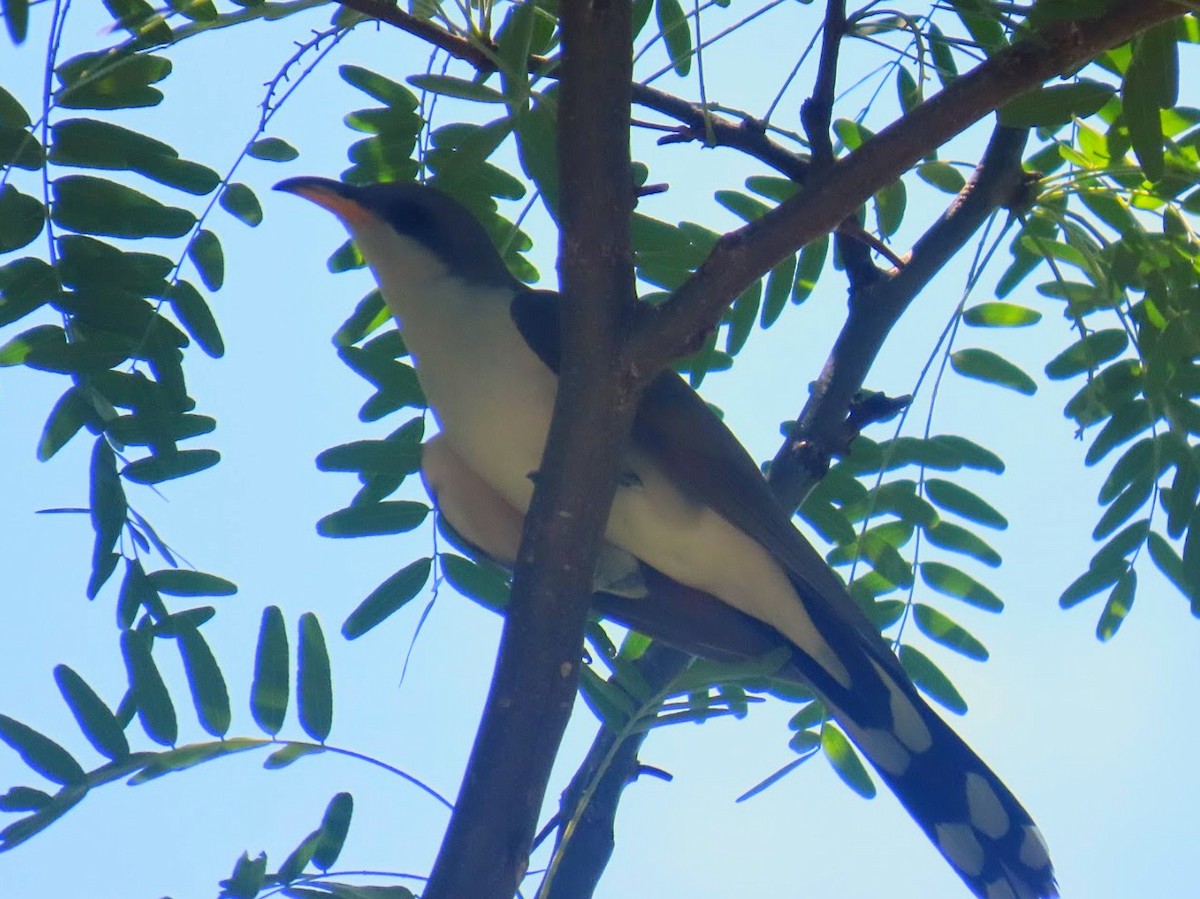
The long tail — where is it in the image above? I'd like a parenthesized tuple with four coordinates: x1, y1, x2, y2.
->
(786, 574, 1058, 899)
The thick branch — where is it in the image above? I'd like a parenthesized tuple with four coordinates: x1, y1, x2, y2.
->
(768, 125, 1030, 507)
(421, 0, 636, 896)
(629, 0, 1182, 370)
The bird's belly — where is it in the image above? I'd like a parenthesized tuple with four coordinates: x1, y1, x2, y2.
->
(412, 314, 556, 515)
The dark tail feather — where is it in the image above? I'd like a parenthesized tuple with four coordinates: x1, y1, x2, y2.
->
(787, 576, 1057, 899)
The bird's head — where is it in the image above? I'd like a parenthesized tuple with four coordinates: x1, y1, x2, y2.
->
(273, 177, 517, 291)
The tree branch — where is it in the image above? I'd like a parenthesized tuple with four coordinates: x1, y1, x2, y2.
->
(421, 0, 636, 895)
(767, 125, 1031, 507)
(335, 0, 812, 182)
(629, 0, 1182, 371)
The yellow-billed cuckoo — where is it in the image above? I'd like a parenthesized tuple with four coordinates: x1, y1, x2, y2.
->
(275, 176, 1057, 899)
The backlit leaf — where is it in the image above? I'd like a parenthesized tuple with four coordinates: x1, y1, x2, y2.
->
(0, 716, 85, 785)
(913, 604, 988, 660)
(342, 558, 432, 639)
(53, 665, 129, 761)
(251, 606, 288, 735)
(821, 724, 875, 798)
(950, 348, 1037, 395)
(298, 613, 333, 742)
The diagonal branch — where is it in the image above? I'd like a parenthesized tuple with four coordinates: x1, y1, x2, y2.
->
(767, 124, 1030, 507)
(628, 0, 1182, 371)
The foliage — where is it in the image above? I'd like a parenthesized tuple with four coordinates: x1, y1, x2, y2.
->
(0, 0, 1198, 896)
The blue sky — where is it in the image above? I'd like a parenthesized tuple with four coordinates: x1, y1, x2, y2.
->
(1, 4, 1198, 898)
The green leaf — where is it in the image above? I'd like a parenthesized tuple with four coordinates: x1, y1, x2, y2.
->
(247, 137, 298, 162)
(916, 161, 966, 194)
(317, 501, 428, 538)
(896, 66, 921, 112)
(37, 387, 91, 462)
(123, 449, 220, 484)
(0, 786, 52, 812)
(56, 51, 171, 109)
(715, 190, 770, 222)
(0, 257, 57, 326)
(118, 558, 168, 628)
(1046, 330, 1129, 381)
(221, 852, 267, 899)
(187, 230, 224, 291)
(898, 645, 966, 714)
(793, 235, 828, 304)
(52, 176, 195, 239)
(1146, 532, 1192, 606)
(924, 520, 1001, 567)
(50, 119, 219, 195)
(263, 742, 323, 770)
(100, 0, 173, 44)
(440, 553, 510, 611)
(120, 629, 177, 746)
(278, 829, 320, 884)
(656, 0, 692, 76)
(0, 84, 31, 127)
(821, 724, 875, 799)
(176, 628, 231, 737)
(89, 437, 127, 595)
(1059, 561, 1125, 609)
(0, 184, 44, 252)
(1123, 25, 1175, 181)
(316, 439, 421, 477)
(761, 252, 796, 328)
(340, 65, 420, 110)
(1093, 476, 1153, 540)
(1096, 569, 1136, 641)
(129, 738, 260, 784)
(0, 715, 85, 786)
(924, 479, 1007, 529)
(0, 123, 43, 169)
(148, 569, 237, 597)
(312, 792, 354, 870)
(343, 558, 432, 639)
(919, 562, 1003, 612)
(950, 348, 1037, 395)
(928, 24, 958, 87)
(998, 79, 1115, 127)
(251, 606, 289, 736)
(3, 0, 29, 43)
(53, 665, 129, 761)
(220, 182, 262, 226)
(168, 280, 224, 358)
(962, 302, 1041, 328)
(298, 613, 333, 743)
(724, 281, 760, 355)
(912, 604, 988, 660)
(408, 74, 506, 104)
(874, 179, 906, 238)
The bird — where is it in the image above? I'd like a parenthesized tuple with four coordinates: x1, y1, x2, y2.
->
(275, 175, 1057, 899)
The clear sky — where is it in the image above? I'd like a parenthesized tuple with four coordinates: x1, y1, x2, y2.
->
(1, 5, 1198, 899)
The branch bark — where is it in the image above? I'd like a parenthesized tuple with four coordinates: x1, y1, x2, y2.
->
(768, 125, 1030, 507)
(422, 1, 636, 896)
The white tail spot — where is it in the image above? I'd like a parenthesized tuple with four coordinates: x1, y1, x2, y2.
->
(854, 726, 910, 776)
(1019, 824, 1051, 871)
(935, 822, 985, 877)
(966, 772, 1011, 839)
(870, 659, 932, 752)
(985, 879, 1017, 899)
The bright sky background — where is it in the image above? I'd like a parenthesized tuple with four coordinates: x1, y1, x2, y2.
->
(2, 4, 1198, 899)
